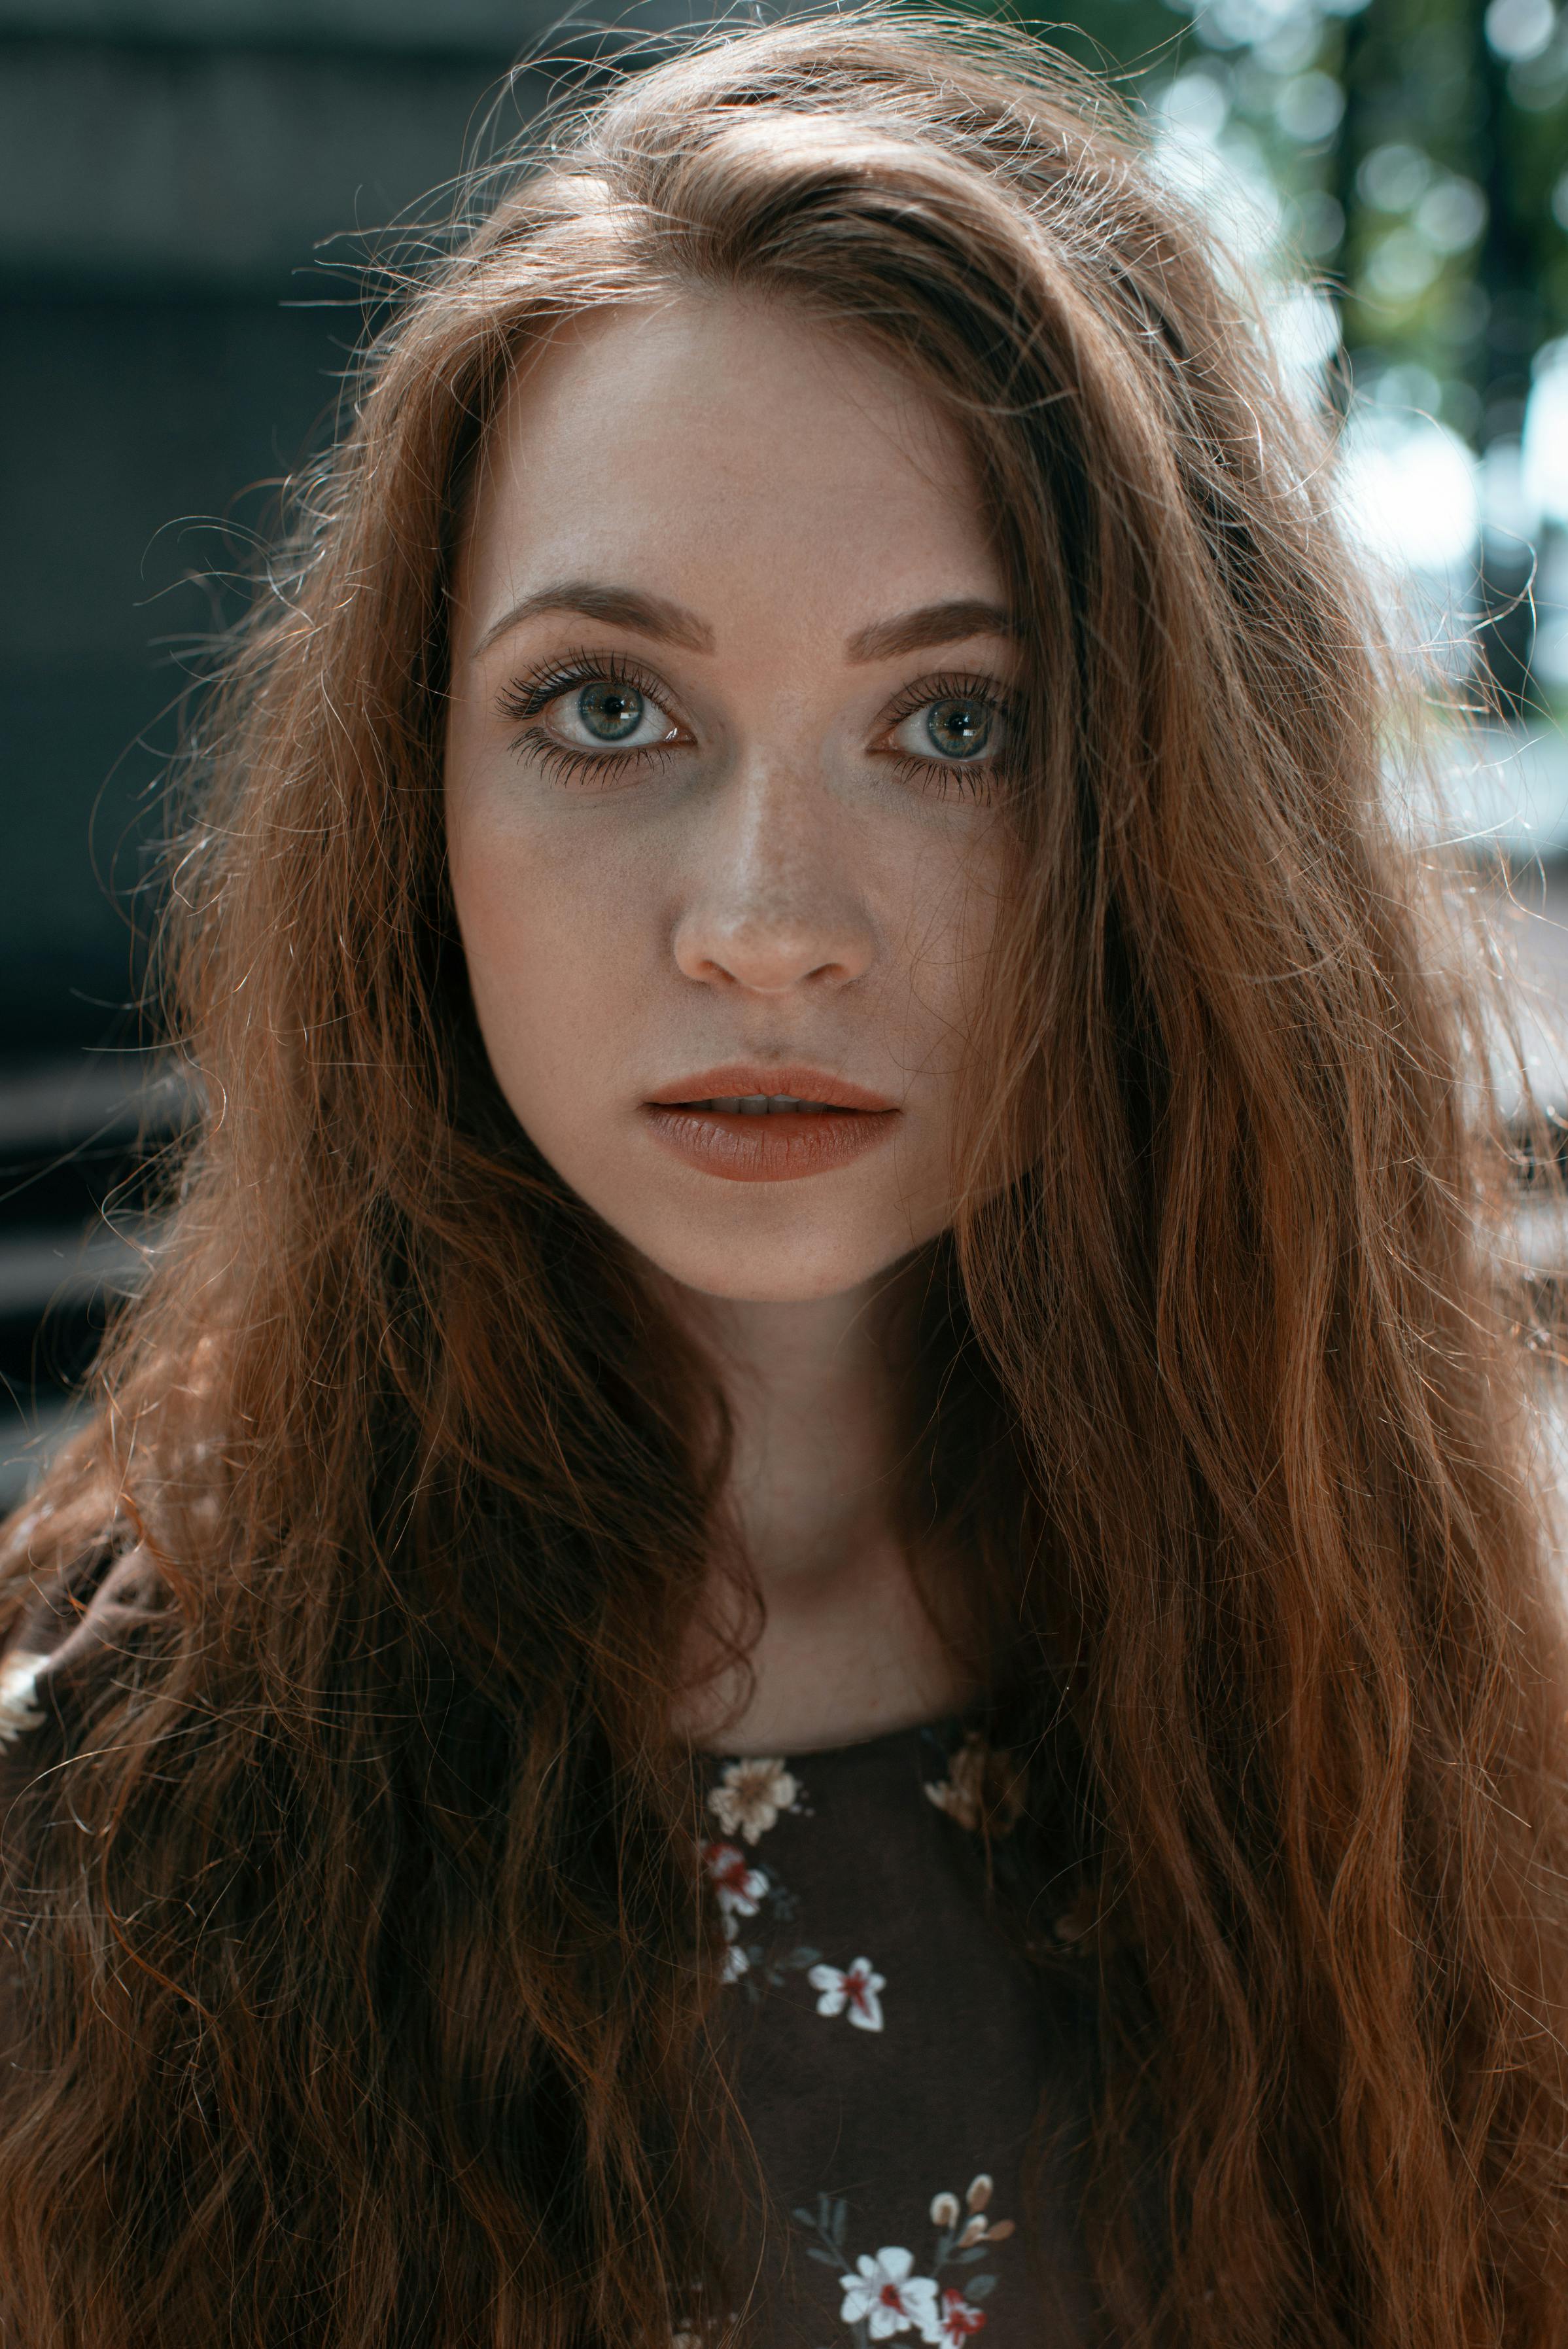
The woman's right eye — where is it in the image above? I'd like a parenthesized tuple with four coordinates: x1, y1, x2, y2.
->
(540, 679, 682, 753)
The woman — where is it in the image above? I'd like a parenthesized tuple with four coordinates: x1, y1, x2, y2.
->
(1, 12, 1565, 2346)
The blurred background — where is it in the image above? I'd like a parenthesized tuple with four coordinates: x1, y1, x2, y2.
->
(2, 0, 1567, 1506)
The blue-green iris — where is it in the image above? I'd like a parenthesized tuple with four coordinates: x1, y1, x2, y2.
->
(925, 697, 991, 758)
(578, 682, 645, 742)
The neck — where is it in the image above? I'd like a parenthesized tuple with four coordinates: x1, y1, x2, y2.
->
(663, 1260, 976, 1755)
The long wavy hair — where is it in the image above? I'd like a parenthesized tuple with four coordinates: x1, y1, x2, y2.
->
(3, 11, 1566, 2345)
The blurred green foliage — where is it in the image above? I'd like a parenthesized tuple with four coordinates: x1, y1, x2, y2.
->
(981, 0, 1568, 709)
(1023, 0, 1568, 395)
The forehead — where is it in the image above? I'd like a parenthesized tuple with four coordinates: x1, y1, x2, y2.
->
(452, 294, 1003, 648)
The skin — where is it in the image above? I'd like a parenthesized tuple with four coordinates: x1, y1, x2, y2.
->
(445, 293, 1013, 1752)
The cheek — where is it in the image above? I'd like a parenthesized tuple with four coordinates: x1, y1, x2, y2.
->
(888, 823, 1005, 1063)
(445, 798, 644, 1123)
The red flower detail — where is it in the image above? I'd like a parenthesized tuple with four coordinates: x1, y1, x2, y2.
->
(938, 2289, 986, 2342)
(702, 1841, 767, 1918)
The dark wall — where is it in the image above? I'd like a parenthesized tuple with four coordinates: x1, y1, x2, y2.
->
(4, 296, 337, 1046)
(0, 3, 594, 1494)
(0, 7, 563, 1063)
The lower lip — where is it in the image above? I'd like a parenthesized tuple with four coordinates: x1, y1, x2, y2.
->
(640, 1104, 898, 1183)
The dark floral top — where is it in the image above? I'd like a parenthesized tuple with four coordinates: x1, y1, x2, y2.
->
(0, 1562, 1104, 2348)
(693, 1719, 1101, 2349)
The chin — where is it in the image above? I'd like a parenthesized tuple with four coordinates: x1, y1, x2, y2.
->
(599, 1195, 929, 1306)
(667, 1265, 879, 1305)
(630, 1231, 908, 1305)
(529, 1127, 944, 1304)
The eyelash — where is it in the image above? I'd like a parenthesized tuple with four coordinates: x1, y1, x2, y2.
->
(495, 650, 1012, 796)
(879, 669, 1013, 799)
(496, 648, 679, 790)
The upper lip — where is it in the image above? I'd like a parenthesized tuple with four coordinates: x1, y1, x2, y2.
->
(644, 1064, 898, 1112)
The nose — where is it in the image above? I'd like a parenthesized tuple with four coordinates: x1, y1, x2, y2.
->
(671, 764, 875, 996)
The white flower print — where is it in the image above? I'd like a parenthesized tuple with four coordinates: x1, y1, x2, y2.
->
(796, 2174, 1013, 2343)
(703, 1841, 768, 1920)
(706, 1757, 799, 1846)
(0, 1651, 45, 1746)
(807, 1954, 885, 2032)
(838, 2248, 941, 2342)
(720, 1933, 751, 1986)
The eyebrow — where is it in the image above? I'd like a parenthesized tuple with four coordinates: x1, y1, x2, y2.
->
(472, 583, 1013, 664)
(845, 598, 1015, 663)
(474, 582, 716, 658)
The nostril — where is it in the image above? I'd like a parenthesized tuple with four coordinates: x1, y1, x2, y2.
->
(672, 884, 877, 981)
(672, 917, 870, 994)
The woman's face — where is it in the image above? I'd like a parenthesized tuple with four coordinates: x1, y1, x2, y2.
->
(445, 293, 1011, 1304)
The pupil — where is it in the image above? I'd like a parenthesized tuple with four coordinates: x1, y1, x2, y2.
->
(578, 682, 643, 742)
(926, 697, 990, 758)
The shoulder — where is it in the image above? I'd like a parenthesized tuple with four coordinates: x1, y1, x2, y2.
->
(0, 1537, 167, 1760)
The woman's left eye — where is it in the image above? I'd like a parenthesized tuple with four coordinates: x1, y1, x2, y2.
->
(542, 679, 680, 752)
(886, 692, 1003, 766)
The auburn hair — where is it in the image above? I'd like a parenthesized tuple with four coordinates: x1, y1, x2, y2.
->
(3, 10, 1566, 2345)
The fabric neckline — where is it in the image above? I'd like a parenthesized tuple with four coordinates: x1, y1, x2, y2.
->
(692, 1703, 978, 1771)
